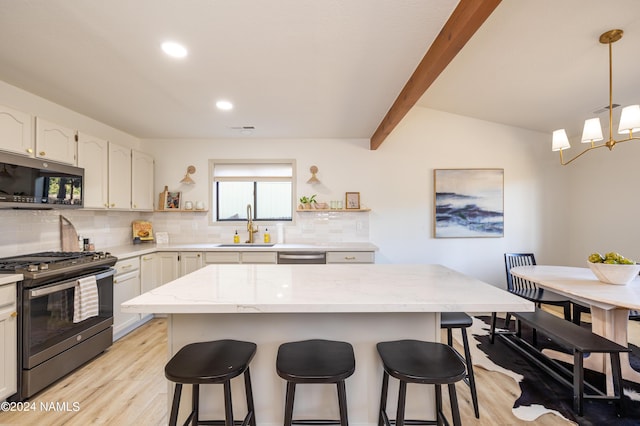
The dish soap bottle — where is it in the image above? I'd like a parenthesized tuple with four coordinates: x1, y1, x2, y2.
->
(263, 228, 270, 243)
(233, 230, 240, 243)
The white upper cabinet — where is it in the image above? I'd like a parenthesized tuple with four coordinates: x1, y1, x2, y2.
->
(77, 132, 109, 209)
(108, 142, 131, 209)
(0, 104, 34, 157)
(35, 117, 77, 165)
(131, 150, 154, 211)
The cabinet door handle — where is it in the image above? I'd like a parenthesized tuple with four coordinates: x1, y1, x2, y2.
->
(39, 151, 46, 156)
(110, 203, 115, 207)
(344, 256, 356, 260)
(11, 311, 17, 318)
(26, 148, 33, 154)
(104, 203, 109, 207)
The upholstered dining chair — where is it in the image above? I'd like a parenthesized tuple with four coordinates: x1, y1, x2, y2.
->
(490, 253, 572, 344)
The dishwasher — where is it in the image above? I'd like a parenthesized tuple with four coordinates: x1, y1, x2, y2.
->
(277, 252, 326, 264)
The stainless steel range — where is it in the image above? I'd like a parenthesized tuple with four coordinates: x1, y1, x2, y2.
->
(0, 251, 117, 401)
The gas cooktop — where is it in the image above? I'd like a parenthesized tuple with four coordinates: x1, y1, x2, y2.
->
(0, 251, 117, 282)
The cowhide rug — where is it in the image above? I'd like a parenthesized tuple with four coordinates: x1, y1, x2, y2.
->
(462, 316, 640, 425)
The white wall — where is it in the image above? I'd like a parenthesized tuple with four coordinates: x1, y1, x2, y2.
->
(143, 107, 568, 287)
(564, 137, 640, 266)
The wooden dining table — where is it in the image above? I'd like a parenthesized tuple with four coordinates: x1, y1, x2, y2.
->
(511, 264, 640, 392)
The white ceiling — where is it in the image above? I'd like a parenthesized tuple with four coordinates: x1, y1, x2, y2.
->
(1, 1, 640, 144)
(419, 0, 640, 142)
(0, 0, 458, 139)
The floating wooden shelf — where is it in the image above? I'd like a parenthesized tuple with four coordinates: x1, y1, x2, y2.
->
(296, 208, 370, 212)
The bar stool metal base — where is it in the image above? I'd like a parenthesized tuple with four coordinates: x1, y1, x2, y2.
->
(377, 340, 466, 426)
(441, 311, 480, 418)
(277, 339, 355, 426)
(165, 339, 257, 426)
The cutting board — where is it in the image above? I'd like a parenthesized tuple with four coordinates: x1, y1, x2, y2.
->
(60, 215, 80, 252)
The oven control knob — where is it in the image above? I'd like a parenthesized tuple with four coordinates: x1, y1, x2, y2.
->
(39, 263, 49, 270)
(27, 264, 39, 272)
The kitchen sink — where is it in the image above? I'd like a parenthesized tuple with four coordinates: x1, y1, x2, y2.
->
(216, 243, 276, 247)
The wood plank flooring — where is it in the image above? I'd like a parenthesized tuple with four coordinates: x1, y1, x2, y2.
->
(4, 311, 636, 425)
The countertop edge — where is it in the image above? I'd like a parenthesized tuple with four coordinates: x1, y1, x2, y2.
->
(106, 242, 379, 260)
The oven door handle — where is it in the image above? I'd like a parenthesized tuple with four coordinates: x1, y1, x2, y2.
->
(28, 268, 116, 299)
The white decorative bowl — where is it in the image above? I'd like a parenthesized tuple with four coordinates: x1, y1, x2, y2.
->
(588, 261, 640, 285)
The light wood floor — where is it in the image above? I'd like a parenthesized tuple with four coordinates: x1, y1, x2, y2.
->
(3, 312, 637, 425)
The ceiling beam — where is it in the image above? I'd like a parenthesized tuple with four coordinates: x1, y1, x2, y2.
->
(370, 0, 502, 150)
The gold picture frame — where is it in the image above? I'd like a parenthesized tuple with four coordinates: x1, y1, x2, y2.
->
(345, 192, 360, 209)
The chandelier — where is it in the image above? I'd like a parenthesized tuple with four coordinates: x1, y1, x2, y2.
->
(552, 29, 640, 165)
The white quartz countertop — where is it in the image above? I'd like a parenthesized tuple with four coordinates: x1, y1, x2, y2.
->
(106, 242, 378, 260)
(122, 263, 533, 314)
(0, 273, 22, 285)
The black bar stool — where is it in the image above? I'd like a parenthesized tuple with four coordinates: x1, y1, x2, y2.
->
(377, 339, 466, 426)
(440, 312, 480, 418)
(164, 339, 257, 426)
(276, 339, 355, 426)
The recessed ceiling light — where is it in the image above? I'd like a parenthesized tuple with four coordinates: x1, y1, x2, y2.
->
(216, 100, 234, 110)
(161, 41, 188, 58)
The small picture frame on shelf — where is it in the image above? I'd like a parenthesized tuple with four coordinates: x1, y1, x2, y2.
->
(165, 191, 181, 209)
(345, 192, 360, 209)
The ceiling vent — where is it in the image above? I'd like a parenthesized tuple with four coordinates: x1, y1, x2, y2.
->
(593, 104, 620, 114)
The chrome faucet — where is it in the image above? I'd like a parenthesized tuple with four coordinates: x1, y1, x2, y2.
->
(246, 204, 258, 243)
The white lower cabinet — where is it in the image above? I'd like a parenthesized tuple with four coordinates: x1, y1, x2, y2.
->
(157, 252, 180, 284)
(180, 252, 203, 275)
(204, 251, 277, 264)
(140, 253, 158, 293)
(113, 257, 141, 340)
(0, 282, 17, 401)
(326, 251, 375, 264)
(156, 252, 203, 279)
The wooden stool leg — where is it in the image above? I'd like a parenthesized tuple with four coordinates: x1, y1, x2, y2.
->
(396, 380, 407, 426)
(283, 381, 296, 426)
(435, 384, 443, 426)
(337, 380, 349, 426)
(460, 328, 479, 418)
(378, 372, 389, 426)
(448, 383, 462, 426)
(169, 383, 182, 426)
(244, 367, 256, 426)
(490, 312, 498, 343)
(223, 380, 234, 426)
(192, 384, 199, 426)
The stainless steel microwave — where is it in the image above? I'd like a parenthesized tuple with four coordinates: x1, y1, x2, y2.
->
(0, 151, 84, 209)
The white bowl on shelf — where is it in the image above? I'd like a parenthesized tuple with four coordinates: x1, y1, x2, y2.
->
(587, 261, 640, 285)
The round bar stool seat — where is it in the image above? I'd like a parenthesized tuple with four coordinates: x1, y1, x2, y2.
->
(165, 339, 257, 426)
(276, 339, 355, 426)
(440, 311, 480, 418)
(377, 339, 466, 426)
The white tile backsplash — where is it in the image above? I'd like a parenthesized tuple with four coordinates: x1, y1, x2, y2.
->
(0, 209, 370, 257)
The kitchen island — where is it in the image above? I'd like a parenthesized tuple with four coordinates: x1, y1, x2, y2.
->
(122, 263, 533, 425)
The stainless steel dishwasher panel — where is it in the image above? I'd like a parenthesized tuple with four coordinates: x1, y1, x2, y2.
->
(277, 252, 326, 264)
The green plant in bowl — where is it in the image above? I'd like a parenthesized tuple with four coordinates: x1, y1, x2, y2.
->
(587, 251, 639, 285)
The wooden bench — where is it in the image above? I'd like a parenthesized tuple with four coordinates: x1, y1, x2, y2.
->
(498, 308, 629, 416)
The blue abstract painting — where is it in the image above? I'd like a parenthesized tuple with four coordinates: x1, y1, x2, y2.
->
(434, 169, 504, 238)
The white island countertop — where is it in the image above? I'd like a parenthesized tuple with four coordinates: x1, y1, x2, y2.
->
(122, 263, 533, 314)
